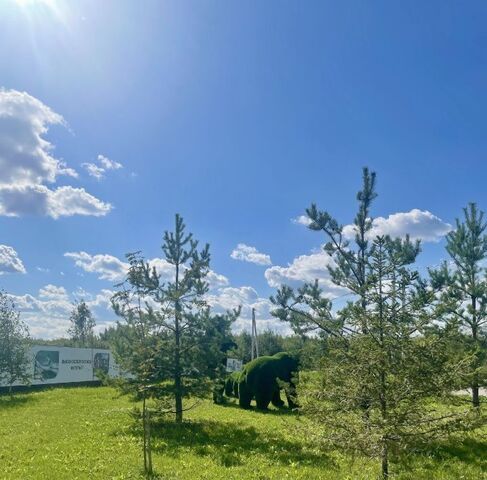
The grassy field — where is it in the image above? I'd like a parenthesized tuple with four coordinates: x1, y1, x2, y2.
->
(0, 387, 486, 480)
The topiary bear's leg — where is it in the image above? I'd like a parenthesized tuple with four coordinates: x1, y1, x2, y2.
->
(255, 390, 271, 410)
(238, 380, 252, 409)
(224, 377, 233, 397)
(271, 387, 284, 407)
(285, 382, 298, 408)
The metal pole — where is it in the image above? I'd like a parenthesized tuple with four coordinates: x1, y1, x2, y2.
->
(251, 308, 259, 360)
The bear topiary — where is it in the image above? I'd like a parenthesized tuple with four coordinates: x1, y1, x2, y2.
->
(238, 352, 298, 410)
(224, 371, 241, 398)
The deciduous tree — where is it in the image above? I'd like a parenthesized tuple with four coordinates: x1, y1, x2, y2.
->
(0, 291, 31, 396)
(68, 300, 96, 347)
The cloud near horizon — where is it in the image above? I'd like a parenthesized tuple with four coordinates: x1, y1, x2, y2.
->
(0, 89, 111, 218)
(63, 250, 286, 334)
(9, 285, 116, 339)
(206, 285, 291, 335)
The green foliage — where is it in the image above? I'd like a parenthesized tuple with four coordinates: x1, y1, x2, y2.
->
(229, 331, 324, 369)
(111, 214, 238, 425)
(0, 291, 30, 394)
(430, 203, 487, 407)
(271, 169, 484, 478)
(228, 331, 252, 363)
(224, 371, 241, 398)
(229, 330, 288, 363)
(238, 352, 298, 410)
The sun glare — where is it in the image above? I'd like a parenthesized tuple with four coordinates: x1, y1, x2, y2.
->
(14, 0, 59, 12)
(16, 0, 55, 5)
(12, 0, 68, 26)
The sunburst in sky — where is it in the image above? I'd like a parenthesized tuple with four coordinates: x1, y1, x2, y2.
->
(1, 0, 487, 338)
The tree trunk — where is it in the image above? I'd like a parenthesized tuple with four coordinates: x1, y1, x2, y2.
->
(142, 395, 148, 474)
(471, 299, 480, 408)
(174, 323, 183, 423)
(381, 442, 389, 479)
(174, 261, 183, 423)
(146, 407, 153, 476)
(471, 333, 480, 408)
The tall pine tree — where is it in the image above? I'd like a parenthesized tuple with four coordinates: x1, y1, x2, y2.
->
(112, 214, 238, 423)
(272, 170, 476, 479)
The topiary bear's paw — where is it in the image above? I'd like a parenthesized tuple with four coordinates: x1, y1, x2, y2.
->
(271, 388, 285, 408)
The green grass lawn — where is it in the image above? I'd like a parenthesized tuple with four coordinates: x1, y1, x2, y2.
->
(0, 387, 486, 480)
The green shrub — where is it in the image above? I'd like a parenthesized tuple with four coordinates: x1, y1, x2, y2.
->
(238, 352, 298, 410)
(224, 371, 241, 398)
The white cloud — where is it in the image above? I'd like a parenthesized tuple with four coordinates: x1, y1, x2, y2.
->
(82, 154, 123, 180)
(81, 163, 105, 180)
(265, 250, 347, 298)
(146, 257, 176, 283)
(0, 89, 111, 218)
(65, 251, 229, 289)
(0, 184, 111, 218)
(98, 154, 122, 171)
(64, 252, 128, 282)
(291, 215, 312, 226)
(230, 243, 272, 266)
(9, 285, 117, 339)
(206, 285, 290, 335)
(0, 245, 26, 274)
(206, 270, 230, 289)
(207, 286, 260, 312)
(39, 284, 69, 301)
(343, 209, 452, 243)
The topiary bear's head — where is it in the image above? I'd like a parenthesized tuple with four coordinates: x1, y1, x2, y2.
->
(272, 352, 299, 382)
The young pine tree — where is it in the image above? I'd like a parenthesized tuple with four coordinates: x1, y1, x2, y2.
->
(111, 252, 160, 476)
(430, 203, 487, 407)
(112, 214, 237, 423)
(0, 291, 31, 396)
(157, 213, 212, 422)
(271, 170, 475, 479)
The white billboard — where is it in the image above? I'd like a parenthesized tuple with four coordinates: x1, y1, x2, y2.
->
(226, 358, 243, 373)
(1, 345, 121, 387)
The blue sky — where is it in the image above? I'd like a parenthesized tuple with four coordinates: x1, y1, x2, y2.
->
(1, 0, 486, 337)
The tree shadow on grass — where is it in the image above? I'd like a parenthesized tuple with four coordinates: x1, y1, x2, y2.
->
(395, 436, 487, 473)
(120, 416, 334, 469)
(0, 392, 37, 409)
(425, 437, 487, 468)
(218, 398, 298, 416)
